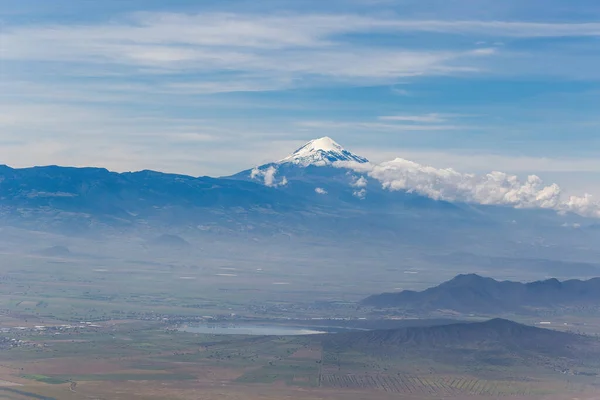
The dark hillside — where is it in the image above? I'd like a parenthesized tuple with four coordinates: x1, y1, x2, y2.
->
(362, 274, 600, 313)
(321, 319, 600, 371)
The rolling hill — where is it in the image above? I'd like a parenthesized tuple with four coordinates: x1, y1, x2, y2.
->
(321, 318, 600, 371)
(325, 318, 583, 350)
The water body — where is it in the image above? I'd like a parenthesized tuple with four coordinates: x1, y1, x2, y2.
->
(178, 323, 329, 336)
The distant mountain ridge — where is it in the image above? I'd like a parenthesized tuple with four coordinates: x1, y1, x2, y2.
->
(362, 274, 600, 314)
(34, 245, 71, 258)
(0, 137, 594, 256)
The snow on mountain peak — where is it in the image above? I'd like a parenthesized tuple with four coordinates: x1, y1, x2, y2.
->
(279, 137, 369, 166)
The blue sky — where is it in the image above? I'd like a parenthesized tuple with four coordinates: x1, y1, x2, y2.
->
(1, 0, 600, 195)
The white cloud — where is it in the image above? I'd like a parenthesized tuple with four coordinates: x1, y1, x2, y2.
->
(250, 166, 288, 187)
(390, 20, 600, 38)
(337, 158, 600, 218)
(7, 15, 600, 65)
(315, 187, 328, 194)
(353, 189, 367, 199)
(263, 167, 277, 187)
(390, 87, 410, 96)
(162, 80, 293, 94)
(250, 168, 261, 179)
(563, 194, 599, 217)
(351, 176, 368, 188)
(2, 13, 501, 85)
(297, 120, 462, 131)
(378, 114, 447, 123)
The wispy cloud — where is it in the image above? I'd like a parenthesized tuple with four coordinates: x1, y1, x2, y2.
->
(378, 113, 448, 123)
(6, 11, 596, 101)
(3, 11, 599, 97)
(1, 13, 502, 84)
(0, 101, 296, 175)
(7, 14, 600, 59)
(390, 86, 411, 96)
(358, 149, 600, 175)
(390, 20, 600, 38)
(297, 120, 463, 131)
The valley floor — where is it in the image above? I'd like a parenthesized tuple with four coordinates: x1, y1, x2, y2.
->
(0, 317, 598, 400)
(1, 243, 600, 399)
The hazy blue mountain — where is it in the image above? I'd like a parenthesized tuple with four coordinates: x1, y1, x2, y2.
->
(34, 245, 71, 258)
(0, 139, 480, 236)
(0, 165, 310, 233)
(0, 137, 594, 254)
(148, 234, 191, 248)
(362, 274, 600, 313)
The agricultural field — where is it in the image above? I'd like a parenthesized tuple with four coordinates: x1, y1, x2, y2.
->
(0, 319, 598, 400)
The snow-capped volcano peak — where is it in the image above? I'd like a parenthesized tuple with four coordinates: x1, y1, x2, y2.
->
(279, 137, 369, 166)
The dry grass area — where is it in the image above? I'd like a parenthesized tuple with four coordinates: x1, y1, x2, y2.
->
(0, 313, 63, 329)
(289, 346, 322, 360)
(18, 357, 128, 376)
(8, 381, 600, 400)
(1, 317, 598, 400)
(3, 354, 598, 400)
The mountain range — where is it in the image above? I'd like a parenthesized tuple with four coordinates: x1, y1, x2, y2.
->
(0, 138, 464, 232)
(0, 137, 587, 230)
(1, 137, 598, 277)
(362, 274, 600, 314)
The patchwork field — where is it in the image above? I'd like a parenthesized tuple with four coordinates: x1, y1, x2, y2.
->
(0, 319, 597, 400)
